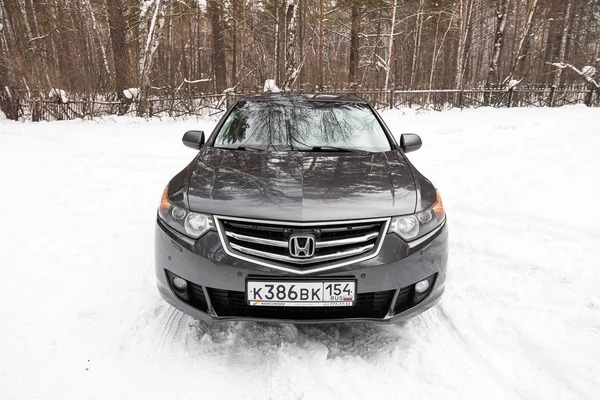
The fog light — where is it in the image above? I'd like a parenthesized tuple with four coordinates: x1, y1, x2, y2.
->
(415, 279, 430, 294)
(172, 276, 187, 291)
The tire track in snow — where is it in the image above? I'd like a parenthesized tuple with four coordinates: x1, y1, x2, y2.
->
(150, 306, 188, 364)
(435, 305, 523, 399)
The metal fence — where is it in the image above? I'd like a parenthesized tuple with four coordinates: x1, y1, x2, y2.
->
(4, 85, 598, 122)
(23, 94, 228, 121)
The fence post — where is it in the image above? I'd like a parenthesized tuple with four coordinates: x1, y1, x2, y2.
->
(507, 87, 514, 108)
(31, 100, 39, 122)
(458, 90, 463, 109)
(584, 86, 595, 107)
(389, 89, 394, 110)
(548, 85, 556, 107)
(82, 98, 88, 119)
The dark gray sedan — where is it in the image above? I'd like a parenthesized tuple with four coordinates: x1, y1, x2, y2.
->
(155, 93, 448, 323)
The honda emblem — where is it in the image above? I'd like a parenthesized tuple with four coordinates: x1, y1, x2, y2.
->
(288, 234, 316, 258)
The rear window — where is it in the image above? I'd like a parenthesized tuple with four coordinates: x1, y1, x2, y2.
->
(213, 100, 392, 152)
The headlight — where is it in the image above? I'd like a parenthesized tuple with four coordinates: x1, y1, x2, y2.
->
(158, 186, 214, 238)
(389, 191, 445, 241)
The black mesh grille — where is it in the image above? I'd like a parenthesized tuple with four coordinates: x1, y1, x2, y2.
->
(188, 282, 209, 312)
(393, 286, 414, 314)
(169, 272, 438, 320)
(206, 288, 395, 320)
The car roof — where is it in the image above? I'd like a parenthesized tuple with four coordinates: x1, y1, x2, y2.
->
(238, 92, 369, 104)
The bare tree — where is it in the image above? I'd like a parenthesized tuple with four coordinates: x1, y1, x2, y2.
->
(208, 0, 227, 92)
(384, 0, 397, 90)
(139, 0, 168, 89)
(486, 0, 510, 86)
(105, 0, 131, 98)
(317, 0, 324, 90)
(409, 0, 425, 89)
(231, 0, 239, 85)
(348, 0, 360, 88)
(552, 0, 574, 87)
(510, 0, 539, 80)
(281, 0, 299, 91)
(455, 0, 475, 89)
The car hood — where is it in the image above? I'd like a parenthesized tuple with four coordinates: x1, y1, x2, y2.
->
(185, 147, 417, 221)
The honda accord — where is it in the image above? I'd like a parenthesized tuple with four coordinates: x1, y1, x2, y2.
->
(155, 93, 448, 324)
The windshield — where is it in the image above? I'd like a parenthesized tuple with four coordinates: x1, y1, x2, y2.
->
(213, 100, 392, 152)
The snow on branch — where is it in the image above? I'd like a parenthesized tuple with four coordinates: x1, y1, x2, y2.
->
(375, 55, 388, 71)
(123, 88, 139, 100)
(184, 78, 211, 84)
(506, 78, 523, 90)
(548, 62, 599, 89)
(27, 27, 61, 46)
(173, 78, 212, 93)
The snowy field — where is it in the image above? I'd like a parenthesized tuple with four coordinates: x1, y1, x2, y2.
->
(1, 106, 599, 400)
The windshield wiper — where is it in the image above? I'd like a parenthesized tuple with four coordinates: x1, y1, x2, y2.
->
(236, 146, 265, 152)
(305, 146, 367, 153)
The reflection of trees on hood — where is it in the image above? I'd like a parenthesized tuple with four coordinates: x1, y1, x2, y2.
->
(190, 147, 413, 207)
(190, 148, 302, 205)
(303, 153, 397, 201)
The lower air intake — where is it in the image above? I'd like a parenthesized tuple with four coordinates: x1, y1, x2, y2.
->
(207, 288, 395, 320)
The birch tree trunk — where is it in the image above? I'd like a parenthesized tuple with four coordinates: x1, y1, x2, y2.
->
(86, 0, 110, 81)
(281, 0, 299, 91)
(486, 0, 510, 86)
(454, 0, 474, 89)
(384, 0, 397, 90)
(0, 2, 15, 118)
(510, 0, 539, 80)
(18, 0, 33, 42)
(297, 0, 304, 89)
(409, 0, 425, 89)
(348, 0, 359, 88)
(138, 0, 169, 115)
(317, 0, 324, 90)
(231, 0, 238, 85)
(274, 2, 281, 84)
(428, 4, 454, 96)
(25, 0, 39, 38)
(552, 0, 574, 87)
(139, 0, 168, 87)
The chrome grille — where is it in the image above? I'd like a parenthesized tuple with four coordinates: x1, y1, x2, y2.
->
(214, 216, 389, 271)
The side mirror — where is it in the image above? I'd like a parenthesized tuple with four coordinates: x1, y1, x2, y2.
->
(400, 133, 422, 153)
(182, 130, 205, 150)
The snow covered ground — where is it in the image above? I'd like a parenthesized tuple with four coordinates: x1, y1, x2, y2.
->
(1, 106, 599, 399)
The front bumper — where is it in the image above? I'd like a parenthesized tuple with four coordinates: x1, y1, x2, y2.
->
(155, 218, 448, 324)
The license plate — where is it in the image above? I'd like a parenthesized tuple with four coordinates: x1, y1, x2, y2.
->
(246, 280, 356, 307)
